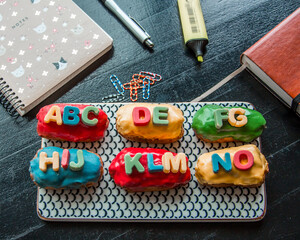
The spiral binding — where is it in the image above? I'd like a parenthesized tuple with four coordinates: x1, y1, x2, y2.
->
(0, 78, 25, 117)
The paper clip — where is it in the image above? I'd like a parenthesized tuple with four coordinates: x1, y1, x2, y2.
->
(104, 72, 162, 102)
(110, 75, 124, 95)
(102, 93, 124, 103)
(131, 73, 150, 85)
(130, 80, 139, 102)
(139, 71, 162, 82)
(142, 78, 150, 100)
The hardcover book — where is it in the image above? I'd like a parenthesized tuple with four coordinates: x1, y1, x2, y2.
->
(241, 8, 300, 115)
(192, 8, 300, 116)
(0, 0, 113, 116)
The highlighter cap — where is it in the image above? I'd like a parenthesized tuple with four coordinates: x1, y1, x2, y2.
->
(186, 39, 208, 61)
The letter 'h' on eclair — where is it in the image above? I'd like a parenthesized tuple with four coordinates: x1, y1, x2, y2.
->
(39, 152, 60, 172)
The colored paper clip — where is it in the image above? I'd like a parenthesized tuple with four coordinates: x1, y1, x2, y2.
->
(130, 80, 139, 102)
(110, 75, 124, 95)
(133, 73, 155, 85)
(102, 93, 125, 103)
(142, 78, 150, 100)
(139, 71, 162, 82)
(105, 71, 162, 102)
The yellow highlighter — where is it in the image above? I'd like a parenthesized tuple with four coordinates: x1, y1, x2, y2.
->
(178, 0, 208, 62)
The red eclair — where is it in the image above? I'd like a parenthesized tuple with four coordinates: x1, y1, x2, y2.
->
(37, 103, 109, 142)
(109, 148, 191, 192)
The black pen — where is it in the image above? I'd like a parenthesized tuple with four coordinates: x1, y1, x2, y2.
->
(101, 0, 154, 48)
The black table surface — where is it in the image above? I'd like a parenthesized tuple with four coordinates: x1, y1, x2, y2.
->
(1, 0, 299, 239)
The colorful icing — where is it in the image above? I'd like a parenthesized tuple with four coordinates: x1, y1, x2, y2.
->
(81, 106, 99, 126)
(124, 153, 145, 174)
(44, 105, 62, 125)
(211, 153, 232, 173)
(192, 105, 266, 142)
(162, 152, 187, 174)
(61, 149, 70, 169)
(109, 148, 191, 191)
(69, 150, 85, 171)
(39, 151, 60, 172)
(116, 103, 184, 143)
(132, 107, 151, 126)
(37, 104, 109, 142)
(228, 108, 247, 128)
(62, 106, 80, 126)
(153, 106, 169, 125)
(213, 109, 228, 129)
(195, 144, 269, 187)
(147, 153, 163, 172)
(30, 147, 102, 189)
(233, 150, 254, 170)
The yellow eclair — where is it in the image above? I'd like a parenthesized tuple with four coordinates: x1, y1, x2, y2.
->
(195, 144, 269, 187)
(116, 103, 184, 143)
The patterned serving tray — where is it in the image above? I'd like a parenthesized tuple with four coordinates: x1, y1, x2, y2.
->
(37, 102, 266, 221)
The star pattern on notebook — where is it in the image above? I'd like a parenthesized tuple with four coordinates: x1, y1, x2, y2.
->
(49, 1, 55, 6)
(0, 65, 6, 70)
(26, 62, 32, 68)
(42, 35, 48, 40)
(18, 88, 24, 94)
(70, 14, 76, 19)
(72, 49, 78, 55)
(61, 37, 67, 43)
(0, 26, 6, 31)
(7, 41, 13, 46)
(35, 11, 41, 16)
(52, 17, 58, 22)
(36, 56, 42, 62)
(11, 11, 18, 17)
(19, 50, 25, 55)
(42, 71, 48, 76)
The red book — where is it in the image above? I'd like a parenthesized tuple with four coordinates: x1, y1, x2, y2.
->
(241, 8, 300, 115)
(193, 8, 300, 116)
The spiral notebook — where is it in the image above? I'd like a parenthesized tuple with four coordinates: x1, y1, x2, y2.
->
(0, 0, 113, 116)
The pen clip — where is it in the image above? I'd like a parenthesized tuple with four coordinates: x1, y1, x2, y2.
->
(129, 15, 151, 38)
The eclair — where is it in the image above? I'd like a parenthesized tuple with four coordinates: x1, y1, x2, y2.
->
(116, 103, 184, 143)
(36, 103, 109, 142)
(192, 104, 266, 143)
(109, 148, 191, 192)
(195, 144, 269, 187)
(29, 147, 103, 189)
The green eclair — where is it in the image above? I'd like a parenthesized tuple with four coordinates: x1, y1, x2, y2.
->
(192, 105, 266, 142)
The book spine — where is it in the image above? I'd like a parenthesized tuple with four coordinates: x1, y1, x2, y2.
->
(292, 94, 300, 115)
(0, 77, 25, 117)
